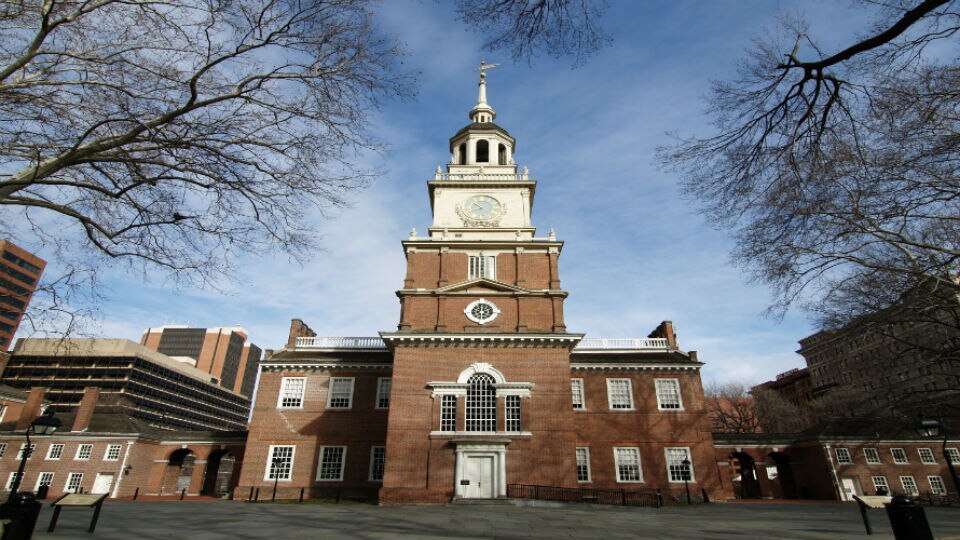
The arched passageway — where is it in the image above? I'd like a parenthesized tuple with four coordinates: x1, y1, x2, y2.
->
(730, 452, 761, 499)
(202, 450, 237, 497)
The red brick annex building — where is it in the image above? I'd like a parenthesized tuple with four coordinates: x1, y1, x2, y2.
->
(237, 71, 720, 504)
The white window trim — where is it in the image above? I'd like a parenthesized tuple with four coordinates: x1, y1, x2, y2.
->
(863, 448, 881, 464)
(891, 448, 908, 464)
(34, 472, 54, 491)
(899, 475, 919, 496)
(928, 475, 947, 495)
(104, 444, 122, 461)
(6, 472, 20, 491)
(75, 444, 92, 461)
(947, 447, 960, 463)
(571, 378, 585, 410)
(327, 377, 355, 409)
(576, 447, 591, 483)
(46, 444, 64, 460)
(368, 446, 386, 482)
(468, 255, 497, 280)
(871, 475, 888, 491)
(665, 447, 695, 483)
(17, 443, 35, 460)
(375, 378, 391, 410)
(277, 377, 306, 409)
(835, 448, 852, 464)
(263, 445, 295, 481)
(65, 472, 83, 492)
(655, 378, 684, 411)
(606, 379, 635, 411)
(613, 447, 643, 483)
(918, 447, 936, 464)
(317, 446, 347, 482)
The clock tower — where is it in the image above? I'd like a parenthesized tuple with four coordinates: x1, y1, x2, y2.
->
(379, 66, 582, 502)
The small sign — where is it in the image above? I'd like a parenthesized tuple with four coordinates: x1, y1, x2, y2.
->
(460, 480, 470, 485)
(53, 493, 106, 507)
(853, 495, 892, 509)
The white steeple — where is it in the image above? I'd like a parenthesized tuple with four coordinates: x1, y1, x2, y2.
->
(470, 61, 498, 123)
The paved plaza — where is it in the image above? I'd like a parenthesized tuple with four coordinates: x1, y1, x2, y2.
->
(21, 499, 960, 539)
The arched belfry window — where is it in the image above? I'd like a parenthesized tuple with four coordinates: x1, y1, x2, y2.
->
(476, 140, 489, 163)
(498, 144, 507, 165)
(466, 373, 497, 431)
(458, 142, 466, 165)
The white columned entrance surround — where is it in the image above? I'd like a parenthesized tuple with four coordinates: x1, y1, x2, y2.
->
(453, 441, 508, 499)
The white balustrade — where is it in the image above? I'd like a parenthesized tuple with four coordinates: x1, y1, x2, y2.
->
(433, 172, 529, 181)
(294, 337, 387, 349)
(574, 338, 670, 350)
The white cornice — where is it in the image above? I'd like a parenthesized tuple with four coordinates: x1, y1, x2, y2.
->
(379, 332, 583, 349)
(261, 362, 392, 371)
(570, 363, 702, 372)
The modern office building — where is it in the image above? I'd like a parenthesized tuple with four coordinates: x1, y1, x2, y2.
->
(0, 240, 46, 351)
(140, 326, 262, 397)
(3, 338, 251, 431)
(237, 71, 719, 504)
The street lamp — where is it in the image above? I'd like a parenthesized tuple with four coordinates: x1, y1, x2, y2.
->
(917, 415, 959, 495)
(681, 458, 692, 505)
(7, 410, 62, 502)
(271, 456, 284, 502)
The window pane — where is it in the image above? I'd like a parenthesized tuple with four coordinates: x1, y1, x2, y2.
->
(319, 447, 345, 481)
(466, 374, 496, 432)
(505, 395, 521, 432)
(376, 378, 392, 409)
(267, 446, 294, 480)
(328, 378, 354, 408)
(666, 447, 694, 482)
(369, 447, 386, 481)
(607, 379, 633, 410)
(655, 379, 682, 409)
(440, 395, 457, 432)
(576, 447, 591, 482)
(279, 377, 305, 408)
(615, 448, 642, 482)
(571, 379, 585, 410)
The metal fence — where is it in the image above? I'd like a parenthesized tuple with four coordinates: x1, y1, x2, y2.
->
(506, 484, 666, 507)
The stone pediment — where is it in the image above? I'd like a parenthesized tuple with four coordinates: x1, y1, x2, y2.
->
(437, 278, 530, 294)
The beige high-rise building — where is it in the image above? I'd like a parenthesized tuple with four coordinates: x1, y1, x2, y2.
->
(140, 326, 261, 397)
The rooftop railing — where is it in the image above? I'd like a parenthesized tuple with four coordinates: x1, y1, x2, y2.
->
(294, 336, 670, 350)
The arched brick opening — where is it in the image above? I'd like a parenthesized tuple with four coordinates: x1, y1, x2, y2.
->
(730, 452, 761, 499)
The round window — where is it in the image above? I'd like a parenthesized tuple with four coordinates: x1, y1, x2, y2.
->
(464, 299, 500, 324)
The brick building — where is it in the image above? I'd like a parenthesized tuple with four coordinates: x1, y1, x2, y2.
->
(713, 419, 959, 501)
(752, 367, 813, 407)
(0, 387, 245, 499)
(140, 325, 262, 397)
(0, 240, 45, 352)
(3, 338, 251, 431)
(238, 70, 719, 504)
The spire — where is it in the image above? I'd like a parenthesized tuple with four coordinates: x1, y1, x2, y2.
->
(470, 61, 498, 123)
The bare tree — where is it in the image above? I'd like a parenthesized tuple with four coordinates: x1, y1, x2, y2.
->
(0, 0, 412, 333)
(704, 381, 762, 433)
(455, 0, 611, 66)
(751, 387, 814, 433)
(658, 1, 960, 337)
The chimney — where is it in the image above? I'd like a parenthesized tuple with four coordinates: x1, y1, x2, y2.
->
(648, 320, 678, 349)
(286, 319, 316, 348)
(71, 387, 101, 432)
(16, 388, 47, 431)
(689, 350, 698, 362)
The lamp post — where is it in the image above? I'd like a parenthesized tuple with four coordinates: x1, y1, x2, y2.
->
(917, 415, 960, 495)
(7, 410, 62, 502)
(271, 456, 284, 502)
(681, 458, 692, 505)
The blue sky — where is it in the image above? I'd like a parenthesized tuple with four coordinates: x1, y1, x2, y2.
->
(16, 1, 877, 386)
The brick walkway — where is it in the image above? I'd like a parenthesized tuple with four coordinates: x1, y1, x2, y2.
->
(26, 499, 960, 539)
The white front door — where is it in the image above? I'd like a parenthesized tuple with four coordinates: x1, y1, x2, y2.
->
(91, 473, 114, 495)
(840, 477, 862, 501)
(463, 456, 495, 499)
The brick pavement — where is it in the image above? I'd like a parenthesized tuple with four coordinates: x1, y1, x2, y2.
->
(22, 499, 960, 540)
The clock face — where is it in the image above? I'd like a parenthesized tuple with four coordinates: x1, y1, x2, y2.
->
(463, 195, 502, 220)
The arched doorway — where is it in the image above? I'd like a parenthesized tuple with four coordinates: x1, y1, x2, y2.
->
(202, 450, 237, 497)
(163, 449, 196, 495)
(730, 452, 761, 498)
(768, 452, 798, 498)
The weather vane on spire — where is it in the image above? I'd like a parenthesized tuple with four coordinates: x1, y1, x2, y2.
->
(476, 60, 500, 79)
